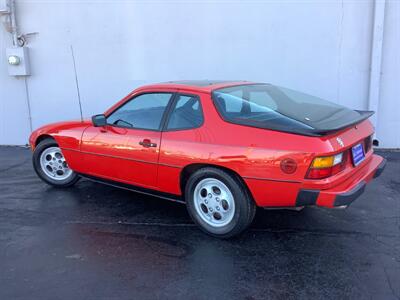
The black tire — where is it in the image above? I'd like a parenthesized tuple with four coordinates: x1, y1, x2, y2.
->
(32, 138, 80, 187)
(185, 167, 256, 238)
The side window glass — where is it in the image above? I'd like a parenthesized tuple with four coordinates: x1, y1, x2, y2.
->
(167, 95, 203, 130)
(107, 93, 173, 130)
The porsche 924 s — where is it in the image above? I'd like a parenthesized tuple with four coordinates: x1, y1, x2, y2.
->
(29, 81, 386, 238)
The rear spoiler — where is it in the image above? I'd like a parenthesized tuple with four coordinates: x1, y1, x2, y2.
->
(309, 110, 374, 136)
(230, 110, 375, 137)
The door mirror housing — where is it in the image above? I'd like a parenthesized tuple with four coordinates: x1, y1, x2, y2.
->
(92, 114, 107, 127)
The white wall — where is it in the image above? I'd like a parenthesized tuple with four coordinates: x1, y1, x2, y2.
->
(0, 0, 399, 147)
(378, 0, 400, 148)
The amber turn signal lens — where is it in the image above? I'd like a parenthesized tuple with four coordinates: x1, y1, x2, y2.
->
(311, 153, 343, 169)
(280, 158, 297, 174)
(311, 156, 334, 168)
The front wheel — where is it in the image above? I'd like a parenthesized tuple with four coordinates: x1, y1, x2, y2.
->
(185, 167, 256, 238)
(32, 139, 80, 187)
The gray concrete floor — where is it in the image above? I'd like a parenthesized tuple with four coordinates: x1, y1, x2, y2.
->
(0, 146, 399, 300)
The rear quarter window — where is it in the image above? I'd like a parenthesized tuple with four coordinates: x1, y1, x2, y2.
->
(166, 95, 203, 130)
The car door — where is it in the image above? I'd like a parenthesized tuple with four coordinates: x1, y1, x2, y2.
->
(157, 93, 205, 194)
(81, 92, 175, 189)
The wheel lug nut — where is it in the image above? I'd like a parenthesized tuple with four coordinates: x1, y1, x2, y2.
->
(216, 206, 220, 210)
(204, 200, 208, 204)
(216, 197, 220, 202)
(208, 193, 212, 198)
(209, 208, 213, 212)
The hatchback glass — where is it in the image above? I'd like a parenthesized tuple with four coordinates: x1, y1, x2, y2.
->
(212, 84, 368, 135)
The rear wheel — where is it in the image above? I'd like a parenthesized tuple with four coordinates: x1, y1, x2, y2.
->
(185, 167, 256, 238)
(33, 139, 79, 187)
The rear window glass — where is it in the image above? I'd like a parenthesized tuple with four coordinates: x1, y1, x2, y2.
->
(212, 84, 362, 135)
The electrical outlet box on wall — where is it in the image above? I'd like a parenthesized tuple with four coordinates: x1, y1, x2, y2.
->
(6, 47, 31, 76)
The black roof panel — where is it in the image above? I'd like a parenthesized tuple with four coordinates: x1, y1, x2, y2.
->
(163, 80, 245, 87)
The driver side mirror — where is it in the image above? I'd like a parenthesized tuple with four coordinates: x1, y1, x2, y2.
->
(92, 114, 107, 127)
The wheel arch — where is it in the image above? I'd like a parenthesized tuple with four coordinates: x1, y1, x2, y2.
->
(179, 163, 255, 203)
(35, 134, 55, 146)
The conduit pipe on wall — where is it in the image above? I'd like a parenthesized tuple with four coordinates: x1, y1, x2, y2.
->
(7, 0, 18, 46)
(1, 1, 21, 45)
(368, 0, 386, 132)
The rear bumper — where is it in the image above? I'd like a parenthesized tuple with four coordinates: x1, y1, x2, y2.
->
(333, 182, 366, 207)
(246, 154, 386, 208)
(296, 156, 386, 208)
(373, 157, 386, 178)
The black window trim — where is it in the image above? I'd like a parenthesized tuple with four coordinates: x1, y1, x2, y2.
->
(105, 91, 177, 132)
(161, 92, 204, 132)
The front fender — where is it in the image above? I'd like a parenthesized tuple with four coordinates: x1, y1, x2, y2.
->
(29, 120, 91, 151)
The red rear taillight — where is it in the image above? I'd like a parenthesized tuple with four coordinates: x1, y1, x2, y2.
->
(307, 167, 333, 179)
(306, 151, 348, 179)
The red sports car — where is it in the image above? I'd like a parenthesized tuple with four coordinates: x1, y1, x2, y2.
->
(29, 81, 386, 238)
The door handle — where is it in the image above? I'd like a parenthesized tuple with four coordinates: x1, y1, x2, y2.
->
(139, 139, 157, 148)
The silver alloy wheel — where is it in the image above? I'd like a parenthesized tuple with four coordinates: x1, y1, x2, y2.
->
(193, 178, 235, 227)
(39, 146, 73, 181)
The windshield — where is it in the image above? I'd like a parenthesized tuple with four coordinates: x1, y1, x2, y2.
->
(212, 84, 368, 135)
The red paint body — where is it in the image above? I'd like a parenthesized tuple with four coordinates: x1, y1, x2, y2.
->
(29, 82, 384, 208)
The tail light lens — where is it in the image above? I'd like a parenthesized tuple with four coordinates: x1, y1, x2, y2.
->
(306, 151, 348, 179)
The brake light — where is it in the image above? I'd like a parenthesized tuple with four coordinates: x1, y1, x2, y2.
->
(306, 151, 347, 179)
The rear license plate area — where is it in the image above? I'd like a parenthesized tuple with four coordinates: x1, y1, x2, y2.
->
(351, 143, 365, 166)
